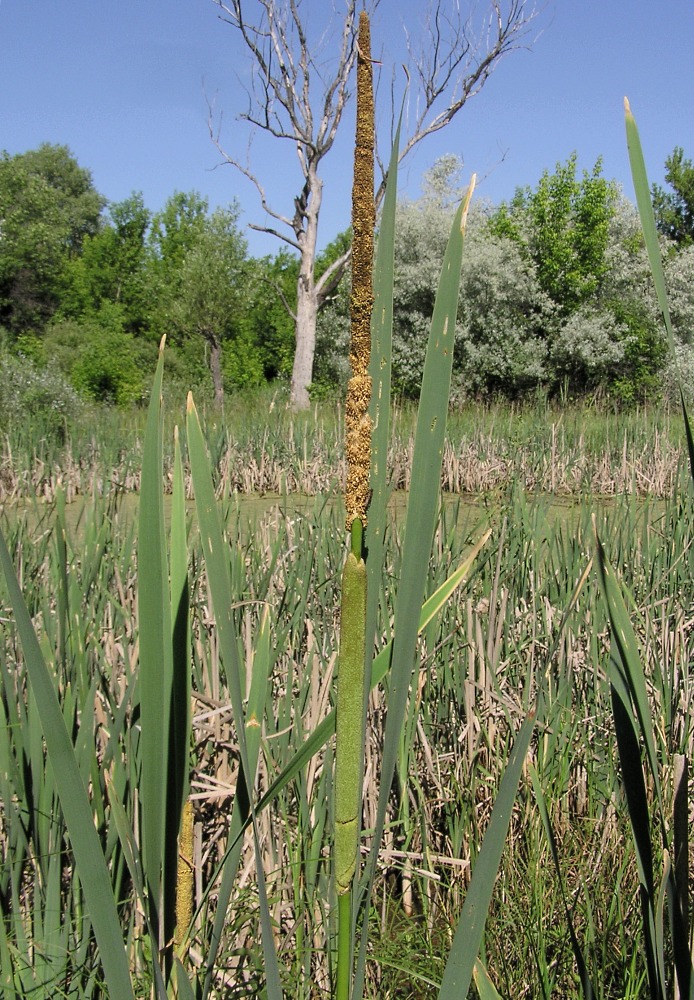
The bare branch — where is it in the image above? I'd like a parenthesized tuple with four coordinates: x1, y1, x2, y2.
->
(215, 1, 309, 141)
(210, 0, 367, 244)
(315, 3, 359, 153)
(206, 92, 300, 247)
(248, 222, 301, 251)
(258, 272, 297, 321)
(376, 0, 540, 205)
(406, 0, 538, 144)
(315, 246, 351, 307)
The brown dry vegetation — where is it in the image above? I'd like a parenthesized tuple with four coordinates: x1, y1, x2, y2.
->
(0, 401, 685, 503)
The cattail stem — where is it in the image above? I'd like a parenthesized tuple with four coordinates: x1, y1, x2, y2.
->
(334, 550, 368, 895)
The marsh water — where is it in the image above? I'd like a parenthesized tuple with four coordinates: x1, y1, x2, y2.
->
(1, 487, 663, 551)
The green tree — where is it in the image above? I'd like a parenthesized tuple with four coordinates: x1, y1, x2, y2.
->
(148, 190, 208, 275)
(46, 317, 147, 405)
(146, 190, 210, 348)
(243, 249, 298, 381)
(61, 192, 152, 331)
(490, 153, 618, 313)
(652, 146, 694, 247)
(12, 144, 105, 251)
(607, 298, 667, 404)
(0, 143, 105, 332)
(166, 203, 249, 405)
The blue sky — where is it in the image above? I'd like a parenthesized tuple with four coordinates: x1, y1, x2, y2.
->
(1, 1, 693, 256)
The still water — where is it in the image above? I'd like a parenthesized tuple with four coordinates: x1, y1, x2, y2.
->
(1, 487, 663, 551)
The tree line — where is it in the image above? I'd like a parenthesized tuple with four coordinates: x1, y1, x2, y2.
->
(0, 143, 301, 407)
(1, 142, 693, 413)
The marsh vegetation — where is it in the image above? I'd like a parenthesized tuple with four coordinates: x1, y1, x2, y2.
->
(1, 389, 691, 997)
(1, 61, 692, 999)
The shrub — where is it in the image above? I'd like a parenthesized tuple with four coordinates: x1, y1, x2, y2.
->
(71, 334, 146, 405)
(457, 232, 554, 398)
(663, 244, 694, 343)
(313, 269, 351, 393)
(661, 341, 694, 403)
(608, 298, 667, 404)
(0, 348, 82, 439)
(43, 316, 150, 405)
(549, 305, 627, 396)
(222, 331, 266, 390)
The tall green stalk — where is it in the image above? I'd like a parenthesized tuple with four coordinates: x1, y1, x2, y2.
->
(334, 13, 374, 999)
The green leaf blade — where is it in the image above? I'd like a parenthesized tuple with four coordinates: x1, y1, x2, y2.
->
(624, 98, 676, 353)
(438, 713, 536, 999)
(137, 341, 172, 929)
(0, 527, 135, 1000)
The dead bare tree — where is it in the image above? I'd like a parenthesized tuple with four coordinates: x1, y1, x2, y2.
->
(209, 0, 540, 409)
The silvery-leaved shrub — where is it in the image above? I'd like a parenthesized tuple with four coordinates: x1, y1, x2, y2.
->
(314, 264, 352, 395)
(389, 158, 468, 397)
(550, 305, 628, 395)
(663, 243, 694, 343)
(602, 193, 654, 301)
(663, 341, 694, 404)
(0, 349, 82, 440)
(456, 230, 554, 397)
(317, 152, 691, 404)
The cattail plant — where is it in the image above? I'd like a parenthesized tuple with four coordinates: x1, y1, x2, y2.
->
(333, 11, 374, 1000)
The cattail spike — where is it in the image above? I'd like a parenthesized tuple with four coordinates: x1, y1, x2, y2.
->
(345, 10, 375, 533)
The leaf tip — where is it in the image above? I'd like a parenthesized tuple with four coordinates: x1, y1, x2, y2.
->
(159, 334, 167, 354)
(186, 391, 195, 415)
(461, 174, 477, 235)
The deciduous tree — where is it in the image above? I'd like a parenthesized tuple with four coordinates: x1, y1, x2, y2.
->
(244, 249, 299, 381)
(165, 204, 249, 405)
(61, 192, 151, 330)
(652, 146, 694, 247)
(489, 153, 618, 313)
(0, 144, 104, 333)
